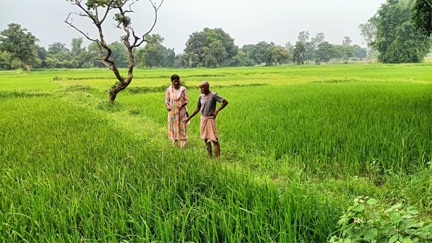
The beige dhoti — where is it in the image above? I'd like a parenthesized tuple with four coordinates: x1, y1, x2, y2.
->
(200, 115, 218, 143)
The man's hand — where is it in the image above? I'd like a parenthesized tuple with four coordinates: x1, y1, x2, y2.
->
(183, 118, 190, 123)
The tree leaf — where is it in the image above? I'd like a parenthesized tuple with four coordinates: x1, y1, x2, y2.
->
(389, 212, 402, 224)
(401, 236, 412, 243)
(389, 234, 399, 243)
(363, 228, 378, 240)
(353, 204, 365, 212)
(406, 206, 419, 215)
(367, 198, 378, 205)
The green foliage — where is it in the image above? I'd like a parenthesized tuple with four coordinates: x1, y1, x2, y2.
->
(224, 50, 255, 67)
(108, 41, 129, 68)
(372, 0, 431, 63)
(241, 41, 291, 66)
(330, 196, 432, 242)
(412, 0, 432, 36)
(293, 41, 306, 64)
(184, 28, 238, 68)
(0, 23, 39, 71)
(359, 21, 377, 47)
(0, 50, 14, 70)
(316, 41, 337, 63)
(114, 13, 131, 27)
(45, 42, 73, 68)
(135, 34, 175, 68)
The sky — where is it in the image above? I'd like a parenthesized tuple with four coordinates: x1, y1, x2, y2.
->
(0, 0, 387, 54)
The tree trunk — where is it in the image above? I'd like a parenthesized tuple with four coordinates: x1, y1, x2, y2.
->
(23, 62, 31, 71)
(108, 82, 130, 102)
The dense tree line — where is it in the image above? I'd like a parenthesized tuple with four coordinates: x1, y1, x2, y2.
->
(0, 24, 366, 70)
(0, 0, 431, 71)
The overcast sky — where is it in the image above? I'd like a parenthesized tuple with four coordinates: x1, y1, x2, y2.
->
(0, 0, 386, 53)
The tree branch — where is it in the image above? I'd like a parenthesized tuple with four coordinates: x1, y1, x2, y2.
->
(65, 0, 164, 102)
(134, 0, 164, 47)
(65, 13, 99, 42)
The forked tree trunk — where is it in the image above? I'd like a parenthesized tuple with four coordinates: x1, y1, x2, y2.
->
(107, 48, 134, 103)
(108, 81, 130, 102)
(65, 0, 164, 103)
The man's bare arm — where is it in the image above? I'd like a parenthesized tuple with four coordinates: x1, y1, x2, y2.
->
(213, 100, 228, 117)
(184, 106, 200, 123)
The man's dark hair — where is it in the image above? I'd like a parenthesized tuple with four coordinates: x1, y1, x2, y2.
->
(171, 74, 180, 81)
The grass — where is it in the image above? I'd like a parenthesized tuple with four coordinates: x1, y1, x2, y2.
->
(0, 62, 431, 242)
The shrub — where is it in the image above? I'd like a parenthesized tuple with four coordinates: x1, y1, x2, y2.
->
(329, 196, 432, 243)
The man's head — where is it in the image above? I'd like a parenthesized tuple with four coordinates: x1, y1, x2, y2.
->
(171, 74, 180, 88)
(199, 81, 210, 94)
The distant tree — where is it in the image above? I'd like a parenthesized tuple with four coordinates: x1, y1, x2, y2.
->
(240, 44, 256, 63)
(0, 51, 14, 70)
(340, 36, 354, 63)
(142, 34, 164, 67)
(372, 0, 431, 63)
(184, 28, 238, 68)
(269, 45, 291, 65)
(237, 42, 289, 66)
(297, 31, 310, 43)
(178, 52, 199, 68)
(292, 41, 306, 64)
(295, 31, 311, 63)
(246, 41, 291, 66)
(133, 47, 146, 68)
(332, 44, 354, 63)
(304, 32, 325, 63)
(0, 23, 39, 71)
(46, 42, 72, 68)
(87, 42, 104, 68)
(412, 0, 432, 36)
(342, 36, 352, 46)
(352, 44, 367, 60)
(312, 32, 326, 45)
(70, 38, 90, 68)
(164, 48, 175, 67)
(285, 42, 294, 53)
(315, 41, 336, 64)
(65, 0, 164, 102)
(359, 19, 377, 59)
(227, 50, 255, 67)
(204, 41, 227, 67)
(35, 45, 48, 68)
(250, 41, 273, 65)
(48, 42, 70, 54)
(135, 34, 171, 68)
(173, 54, 184, 68)
(108, 41, 129, 68)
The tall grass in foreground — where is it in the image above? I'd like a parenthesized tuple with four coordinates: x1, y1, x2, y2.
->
(0, 95, 340, 242)
(1, 63, 431, 241)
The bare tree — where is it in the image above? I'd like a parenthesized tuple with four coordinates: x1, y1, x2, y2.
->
(65, 0, 164, 102)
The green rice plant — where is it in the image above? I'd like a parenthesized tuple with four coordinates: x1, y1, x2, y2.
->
(0, 62, 431, 242)
(0, 94, 343, 242)
(220, 81, 431, 178)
